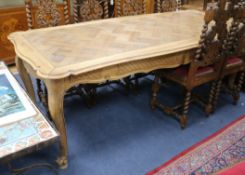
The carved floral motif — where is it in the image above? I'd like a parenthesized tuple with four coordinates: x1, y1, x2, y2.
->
(79, 0, 103, 21)
(35, 0, 61, 27)
(161, 0, 178, 12)
(123, 0, 144, 16)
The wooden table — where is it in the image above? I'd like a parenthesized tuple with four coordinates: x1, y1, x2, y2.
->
(8, 10, 204, 168)
(0, 62, 58, 165)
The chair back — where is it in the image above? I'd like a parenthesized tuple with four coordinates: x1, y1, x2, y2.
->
(186, 0, 231, 84)
(25, 0, 70, 29)
(114, 0, 154, 17)
(227, 1, 245, 58)
(235, 25, 245, 58)
(73, 0, 110, 22)
(156, 0, 181, 12)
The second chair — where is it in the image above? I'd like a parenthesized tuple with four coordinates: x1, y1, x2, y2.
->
(151, 0, 232, 128)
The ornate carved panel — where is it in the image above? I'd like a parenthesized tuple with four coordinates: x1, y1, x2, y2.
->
(80, 0, 103, 20)
(35, 0, 62, 27)
(156, 0, 181, 12)
(25, 0, 70, 29)
(0, 6, 28, 64)
(73, 0, 109, 22)
(122, 0, 144, 15)
(114, 0, 154, 17)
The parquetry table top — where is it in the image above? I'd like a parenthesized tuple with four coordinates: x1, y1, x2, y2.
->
(9, 10, 204, 79)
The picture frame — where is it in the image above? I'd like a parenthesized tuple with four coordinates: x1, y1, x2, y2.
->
(0, 67, 37, 126)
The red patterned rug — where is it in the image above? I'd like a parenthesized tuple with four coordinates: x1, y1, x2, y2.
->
(147, 116, 245, 175)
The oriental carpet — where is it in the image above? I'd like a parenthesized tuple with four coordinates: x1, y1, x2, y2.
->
(1, 76, 245, 175)
(147, 115, 245, 175)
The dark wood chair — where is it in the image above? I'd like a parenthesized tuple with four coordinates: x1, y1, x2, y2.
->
(151, 0, 231, 128)
(25, 0, 70, 28)
(156, 0, 181, 12)
(24, 0, 70, 105)
(71, 0, 112, 107)
(73, 0, 110, 22)
(114, 0, 155, 93)
(212, 0, 245, 108)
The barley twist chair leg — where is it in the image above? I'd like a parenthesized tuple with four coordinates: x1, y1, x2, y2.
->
(134, 76, 140, 93)
(83, 85, 97, 108)
(212, 80, 222, 112)
(233, 72, 245, 105)
(90, 87, 97, 106)
(157, 0, 161, 13)
(205, 81, 217, 116)
(122, 77, 132, 94)
(117, 0, 121, 16)
(43, 85, 49, 107)
(36, 79, 43, 101)
(228, 74, 237, 90)
(37, 81, 48, 109)
(151, 76, 160, 110)
(180, 91, 191, 129)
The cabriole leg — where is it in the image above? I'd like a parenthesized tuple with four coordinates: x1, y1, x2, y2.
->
(180, 91, 191, 129)
(45, 79, 68, 169)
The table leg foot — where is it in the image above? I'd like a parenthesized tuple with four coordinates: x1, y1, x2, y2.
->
(56, 156, 68, 169)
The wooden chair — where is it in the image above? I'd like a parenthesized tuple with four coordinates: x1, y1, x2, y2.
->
(113, 0, 154, 93)
(71, 0, 112, 107)
(212, 0, 245, 108)
(114, 0, 154, 17)
(73, 0, 110, 22)
(25, 0, 70, 28)
(24, 0, 70, 105)
(156, 0, 181, 12)
(151, 0, 231, 128)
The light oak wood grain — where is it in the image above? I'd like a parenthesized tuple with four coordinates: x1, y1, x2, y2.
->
(9, 10, 203, 79)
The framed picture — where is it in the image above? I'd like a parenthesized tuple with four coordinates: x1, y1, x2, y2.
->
(0, 68, 37, 126)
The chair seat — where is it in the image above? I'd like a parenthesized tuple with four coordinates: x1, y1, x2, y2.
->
(226, 56, 243, 68)
(167, 65, 214, 80)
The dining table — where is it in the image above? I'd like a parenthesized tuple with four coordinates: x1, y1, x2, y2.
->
(8, 9, 204, 169)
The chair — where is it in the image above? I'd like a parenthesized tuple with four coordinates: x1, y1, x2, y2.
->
(114, 0, 154, 17)
(212, 0, 245, 108)
(73, 0, 110, 22)
(151, 0, 231, 128)
(72, 0, 112, 107)
(113, 0, 155, 93)
(25, 0, 70, 28)
(204, 0, 222, 10)
(24, 0, 70, 105)
(156, 0, 181, 12)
